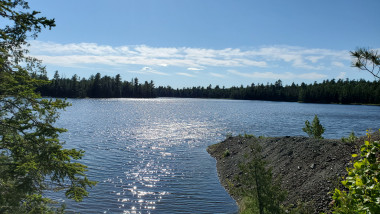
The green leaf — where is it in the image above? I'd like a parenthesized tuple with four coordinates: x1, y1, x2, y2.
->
(0, 1, 96, 211)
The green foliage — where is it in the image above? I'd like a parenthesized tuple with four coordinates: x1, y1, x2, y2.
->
(235, 141, 287, 214)
(350, 48, 380, 79)
(285, 201, 315, 214)
(154, 79, 380, 105)
(244, 133, 255, 139)
(223, 149, 230, 157)
(341, 131, 358, 143)
(331, 48, 380, 213)
(0, 0, 96, 212)
(38, 70, 380, 104)
(331, 131, 380, 214)
(302, 115, 325, 139)
(38, 71, 157, 98)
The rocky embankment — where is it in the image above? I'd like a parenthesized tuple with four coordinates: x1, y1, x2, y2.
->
(207, 134, 379, 213)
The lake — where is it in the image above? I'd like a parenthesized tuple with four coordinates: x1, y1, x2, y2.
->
(53, 98, 380, 213)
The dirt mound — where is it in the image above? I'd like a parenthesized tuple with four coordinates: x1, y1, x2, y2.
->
(207, 134, 378, 213)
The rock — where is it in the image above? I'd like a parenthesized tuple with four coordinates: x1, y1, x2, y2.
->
(310, 163, 315, 169)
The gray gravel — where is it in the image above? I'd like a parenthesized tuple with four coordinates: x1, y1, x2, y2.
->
(207, 134, 378, 213)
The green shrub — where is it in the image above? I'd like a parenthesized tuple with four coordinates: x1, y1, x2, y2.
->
(331, 131, 380, 213)
(244, 133, 255, 139)
(286, 201, 315, 214)
(236, 142, 287, 214)
(302, 115, 325, 139)
(341, 131, 358, 143)
(223, 149, 230, 157)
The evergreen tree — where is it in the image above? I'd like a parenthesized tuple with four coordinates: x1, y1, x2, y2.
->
(237, 139, 286, 214)
(114, 74, 122, 98)
(35, 70, 380, 104)
(91, 73, 101, 98)
(302, 115, 325, 139)
(351, 48, 380, 79)
(0, 1, 96, 212)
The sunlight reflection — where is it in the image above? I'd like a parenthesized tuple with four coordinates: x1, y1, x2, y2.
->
(111, 117, 217, 212)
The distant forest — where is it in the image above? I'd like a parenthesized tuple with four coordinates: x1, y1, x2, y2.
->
(36, 71, 380, 104)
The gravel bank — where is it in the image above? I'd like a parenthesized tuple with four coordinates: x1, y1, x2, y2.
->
(207, 134, 378, 213)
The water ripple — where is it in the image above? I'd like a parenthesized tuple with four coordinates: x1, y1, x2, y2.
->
(52, 98, 380, 213)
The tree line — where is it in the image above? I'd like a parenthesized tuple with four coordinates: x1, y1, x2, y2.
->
(158, 79, 380, 104)
(37, 71, 156, 98)
(35, 71, 380, 104)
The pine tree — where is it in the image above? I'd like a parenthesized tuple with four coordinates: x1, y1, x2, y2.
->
(0, 1, 96, 212)
(302, 115, 325, 139)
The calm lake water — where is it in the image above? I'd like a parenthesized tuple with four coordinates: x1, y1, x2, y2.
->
(53, 98, 380, 213)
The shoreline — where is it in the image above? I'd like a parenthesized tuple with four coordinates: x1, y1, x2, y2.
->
(207, 135, 375, 213)
(41, 96, 380, 106)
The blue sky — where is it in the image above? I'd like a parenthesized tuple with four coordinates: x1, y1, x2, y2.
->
(27, 0, 380, 88)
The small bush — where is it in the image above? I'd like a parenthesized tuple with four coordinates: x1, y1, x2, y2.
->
(223, 149, 230, 157)
(331, 131, 380, 213)
(286, 201, 315, 214)
(236, 142, 287, 214)
(244, 133, 255, 139)
(341, 131, 358, 143)
(302, 115, 325, 139)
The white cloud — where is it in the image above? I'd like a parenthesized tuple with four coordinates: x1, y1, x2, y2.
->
(227, 70, 327, 80)
(209, 72, 226, 78)
(236, 59, 267, 67)
(187, 67, 204, 71)
(129, 66, 169, 76)
(306, 56, 325, 63)
(28, 41, 352, 73)
(332, 61, 345, 67)
(176, 72, 196, 77)
(249, 45, 349, 70)
(135, 45, 181, 58)
(29, 41, 119, 55)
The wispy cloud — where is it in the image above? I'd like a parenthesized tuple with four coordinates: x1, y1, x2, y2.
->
(28, 41, 351, 72)
(187, 67, 204, 71)
(227, 70, 327, 80)
(176, 72, 196, 77)
(130, 67, 169, 76)
(209, 72, 226, 78)
(306, 56, 325, 63)
(249, 46, 349, 70)
(331, 61, 346, 67)
(29, 41, 267, 69)
(122, 66, 169, 76)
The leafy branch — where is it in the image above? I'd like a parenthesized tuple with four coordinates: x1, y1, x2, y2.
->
(331, 131, 380, 213)
(350, 48, 380, 79)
